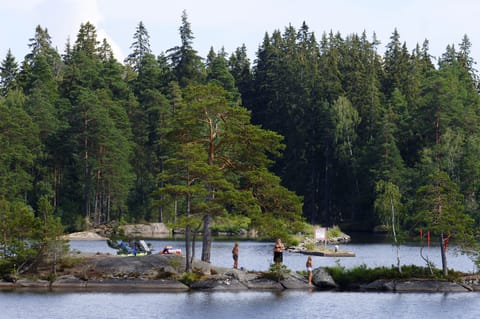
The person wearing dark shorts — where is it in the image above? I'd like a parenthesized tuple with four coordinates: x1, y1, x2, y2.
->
(273, 238, 285, 264)
(232, 242, 239, 269)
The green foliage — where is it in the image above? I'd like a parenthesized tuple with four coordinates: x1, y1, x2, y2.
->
(0, 199, 37, 275)
(0, 94, 40, 201)
(304, 242, 316, 251)
(327, 226, 343, 239)
(2, 17, 480, 270)
(58, 255, 85, 270)
(260, 263, 291, 282)
(0, 195, 69, 277)
(212, 214, 251, 234)
(179, 272, 203, 286)
(414, 170, 477, 275)
(327, 263, 467, 289)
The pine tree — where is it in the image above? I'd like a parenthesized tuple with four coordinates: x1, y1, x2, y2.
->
(415, 170, 476, 275)
(160, 83, 303, 262)
(57, 22, 135, 228)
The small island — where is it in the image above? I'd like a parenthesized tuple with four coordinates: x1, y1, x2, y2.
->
(289, 231, 356, 257)
(1, 250, 480, 293)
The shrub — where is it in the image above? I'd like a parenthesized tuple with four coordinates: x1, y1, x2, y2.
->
(327, 226, 343, 239)
(59, 256, 85, 269)
(260, 263, 291, 282)
(179, 272, 203, 286)
(304, 242, 316, 251)
(325, 263, 466, 289)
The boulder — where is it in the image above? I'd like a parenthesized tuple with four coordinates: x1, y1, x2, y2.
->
(0, 280, 14, 290)
(244, 278, 284, 290)
(75, 253, 221, 280)
(15, 279, 50, 289)
(393, 280, 470, 292)
(63, 231, 107, 240)
(51, 275, 87, 289)
(190, 275, 248, 290)
(360, 279, 393, 291)
(361, 279, 471, 292)
(312, 267, 337, 289)
(120, 223, 170, 239)
(224, 269, 258, 282)
(280, 273, 311, 289)
(85, 278, 188, 291)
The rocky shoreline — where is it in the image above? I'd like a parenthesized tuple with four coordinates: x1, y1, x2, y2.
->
(1, 254, 479, 293)
(62, 222, 171, 241)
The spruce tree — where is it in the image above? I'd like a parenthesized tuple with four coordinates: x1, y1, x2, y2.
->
(0, 50, 19, 96)
(167, 10, 205, 87)
(125, 21, 152, 72)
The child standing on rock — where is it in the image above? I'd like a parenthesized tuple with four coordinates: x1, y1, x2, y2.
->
(306, 256, 313, 285)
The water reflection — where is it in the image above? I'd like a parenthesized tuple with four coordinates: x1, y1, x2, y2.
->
(1, 291, 479, 319)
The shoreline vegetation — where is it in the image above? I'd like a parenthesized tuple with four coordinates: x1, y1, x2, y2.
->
(1, 228, 479, 293)
(1, 253, 480, 293)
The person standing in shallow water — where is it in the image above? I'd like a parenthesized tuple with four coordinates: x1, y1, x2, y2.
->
(273, 238, 285, 264)
(232, 242, 239, 269)
(306, 256, 313, 285)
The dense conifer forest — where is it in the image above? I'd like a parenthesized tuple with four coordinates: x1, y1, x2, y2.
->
(1, 11, 480, 263)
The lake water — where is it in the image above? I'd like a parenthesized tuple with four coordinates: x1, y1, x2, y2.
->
(1, 290, 480, 319)
(69, 234, 478, 273)
(2, 235, 479, 319)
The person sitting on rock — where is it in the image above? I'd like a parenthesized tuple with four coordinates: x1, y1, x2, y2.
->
(162, 245, 173, 254)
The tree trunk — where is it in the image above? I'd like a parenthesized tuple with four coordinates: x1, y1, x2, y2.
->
(185, 224, 191, 272)
(84, 117, 91, 223)
(322, 151, 330, 223)
(201, 214, 212, 262)
(53, 167, 58, 208)
(440, 233, 448, 276)
(185, 193, 192, 272)
(390, 196, 401, 273)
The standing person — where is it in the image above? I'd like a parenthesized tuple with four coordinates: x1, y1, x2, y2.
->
(232, 242, 239, 269)
(273, 238, 285, 264)
(306, 256, 313, 285)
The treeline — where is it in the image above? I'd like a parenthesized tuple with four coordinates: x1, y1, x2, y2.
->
(248, 24, 480, 233)
(0, 10, 305, 261)
(1, 11, 480, 243)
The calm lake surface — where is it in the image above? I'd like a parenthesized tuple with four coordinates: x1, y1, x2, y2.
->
(2, 290, 480, 319)
(2, 234, 479, 319)
(69, 234, 477, 273)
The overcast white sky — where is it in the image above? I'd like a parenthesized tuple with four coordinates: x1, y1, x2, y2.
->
(1, 0, 479, 66)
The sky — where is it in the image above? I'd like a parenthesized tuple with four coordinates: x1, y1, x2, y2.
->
(1, 0, 480, 66)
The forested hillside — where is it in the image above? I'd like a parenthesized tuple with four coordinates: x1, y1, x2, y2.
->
(1, 11, 480, 239)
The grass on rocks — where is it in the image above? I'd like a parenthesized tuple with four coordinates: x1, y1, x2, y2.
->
(325, 263, 467, 289)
